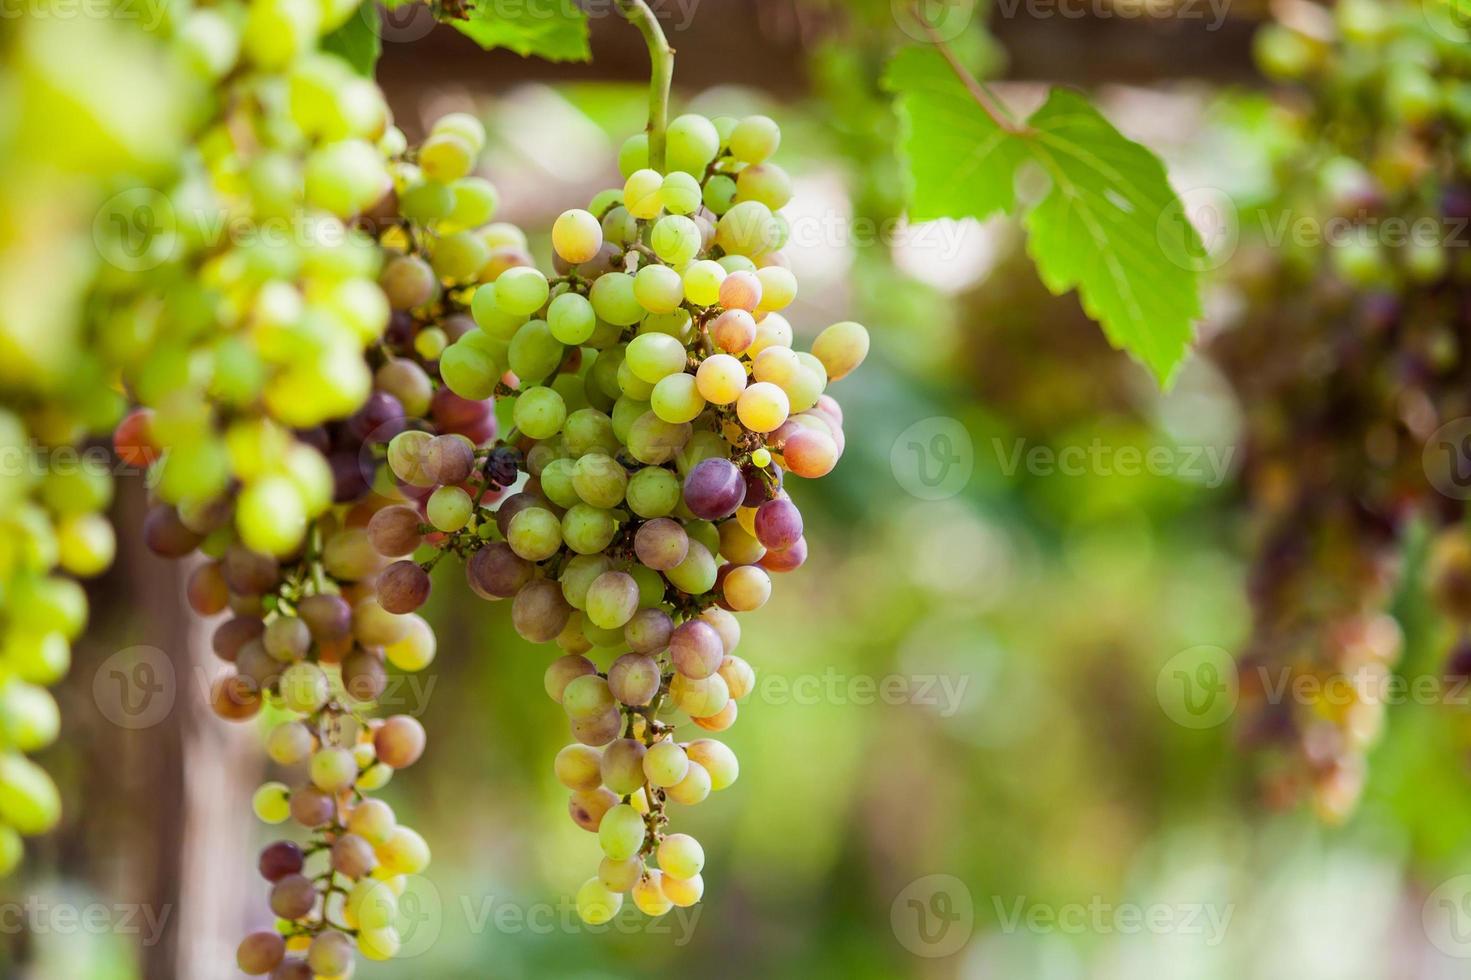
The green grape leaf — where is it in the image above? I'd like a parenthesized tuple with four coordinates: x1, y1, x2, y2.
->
(450, 0, 591, 62)
(883, 47, 1202, 386)
(322, 4, 383, 77)
(1020, 90, 1202, 385)
(882, 45, 1029, 221)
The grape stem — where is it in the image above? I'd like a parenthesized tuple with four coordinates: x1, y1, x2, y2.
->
(906, 2, 1029, 136)
(617, 0, 675, 171)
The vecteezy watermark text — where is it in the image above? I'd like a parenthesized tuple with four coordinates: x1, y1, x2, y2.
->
(993, 896, 1234, 945)
(993, 437, 1236, 489)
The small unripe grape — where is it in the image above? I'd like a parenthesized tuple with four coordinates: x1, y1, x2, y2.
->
(310, 746, 358, 792)
(252, 781, 291, 824)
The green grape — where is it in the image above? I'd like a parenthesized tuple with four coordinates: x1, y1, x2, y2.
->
(304, 139, 387, 218)
(242, 0, 320, 70)
(310, 747, 358, 792)
(439, 341, 500, 400)
(237, 477, 307, 556)
(513, 386, 568, 440)
(562, 504, 617, 555)
(590, 272, 644, 326)
(623, 168, 664, 220)
(508, 320, 564, 383)
(548, 292, 597, 345)
(561, 554, 613, 609)
(627, 412, 691, 465)
(572, 454, 628, 508)
(716, 201, 779, 257)
(563, 408, 618, 456)
(611, 397, 650, 443)
(471, 285, 528, 340)
(626, 333, 687, 384)
(598, 803, 645, 861)
(432, 111, 487, 152)
(666, 114, 720, 174)
(618, 133, 650, 177)
(736, 163, 792, 210)
(756, 265, 798, 311)
(0, 682, 59, 752)
(496, 267, 551, 317)
(617, 359, 657, 400)
(400, 180, 456, 225)
(650, 215, 701, 266)
(682, 260, 726, 306)
(729, 114, 781, 164)
(634, 265, 685, 314)
(508, 507, 563, 561)
(446, 176, 499, 230)
(666, 540, 717, 595)
(420, 132, 476, 182)
(252, 782, 292, 824)
(626, 466, 681, 518)
(659, 172, 702, 215)
(702, 174, 738, 215)
(602, 206, 639, 247)
(431, 231, 491, 283)
(428, 486, 474, 532)
(657, 833, 705, 879)
(643, 739, 689, 788)
(541, 458, 581, 509)
(650, 373, 705, 424)
(576, 876, 624, 925)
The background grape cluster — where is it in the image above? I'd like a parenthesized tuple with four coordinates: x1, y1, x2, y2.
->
(1226, 3, 1471, 821)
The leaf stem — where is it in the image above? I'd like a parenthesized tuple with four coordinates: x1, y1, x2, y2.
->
(617, 0, 675, 170)
(907, 2, 1028, 136)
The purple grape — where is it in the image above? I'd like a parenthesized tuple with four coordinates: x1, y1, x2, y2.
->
(259, 841, 305, 882)
(330, 450, 371, 503)
(754, 497, 803, 551)
(466, 542, 534, 599)
(683, 457, 745, 521)
(376, 559, 431, 614)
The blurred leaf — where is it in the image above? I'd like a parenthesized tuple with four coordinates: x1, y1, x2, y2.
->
(883, 47, 1202, 386)
(449, 0, 590, 61)
(322, 4, 382, 76)
(1021, 90, 1202, 386)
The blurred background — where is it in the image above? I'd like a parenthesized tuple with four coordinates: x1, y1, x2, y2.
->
(13, 1, 1471, 978)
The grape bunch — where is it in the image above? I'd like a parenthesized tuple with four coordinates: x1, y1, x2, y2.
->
(1225, 2, 1471, 820)
(381, 109, 870, 924)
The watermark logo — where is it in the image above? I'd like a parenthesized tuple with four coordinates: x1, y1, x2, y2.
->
(1420, 0, 1471, 44)
(372, 0, 437, 43)
(1424, 417, 1471, 500)
(1156, 645, 1237, 729)
(891, 417, 974, 501)
(93, 188, 176, 272)
(393, 875, 443, 957)
(1423, 875, 1471, 957)
(1157, 186, 1239, 273)
(93, 646, 175, 730)
(891, 874, 974, 958)
(895, 0, 976, 42)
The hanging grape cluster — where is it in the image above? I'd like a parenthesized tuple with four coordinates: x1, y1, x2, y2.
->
(1226, 1, 1471, 820)
(371, 108, 867, 924)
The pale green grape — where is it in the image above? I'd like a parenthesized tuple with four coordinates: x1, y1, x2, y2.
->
(508, 319, 564, 383)
(445, 176, 499, 230)
(428, 486, 473, 532)
(431, 231, 490, 283)
(548, 293, 597, 345)
(399, 181, 455, 225)
(618, 133, 649, 177)
(617, 359, 657, 400)
(623, 168, 664, 220)
(563, 408, 618, 456)
(420, 132, 475, 182)
(666, 113, 720, 174)
(626, 333, 687, 384)
(513, 386, 568, 440)
(589, 272, 643, 326)
(666, 540, 717, 595)
(703, 174, 737, 215)
(643, 739, 689, 788)
(495, 267, 551, 317)
(576, 876, 624, 925)
(572, 454, 628, 508)
(627, 412, 691, 465)
(508, 507, 563, 561)
(626, 466, 681, 517)
(682, 260, 726, 306)
(562, 504, 617, 555)
(599, 803, 645, 861)
(659, 172, 702, 215)
(650, 215, 701, 266)
(439, 341, 500, 400)
(650, 373, 705, 424)
(560, 554, 613, 609)
(432, 111, 487, 152)
(729, 114, 781, 164)
(634, 265, 684, 314)
(541, 458, 581, 509)
(586, 571, 640, 629)
(715, 201, 778, 258)
(237, 476, 307, 556)
(736, 162, 792, 209)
